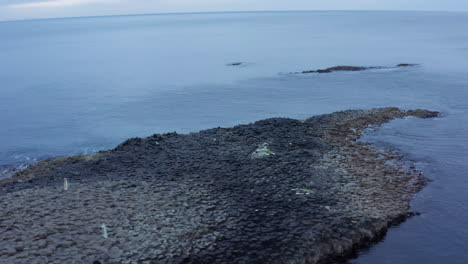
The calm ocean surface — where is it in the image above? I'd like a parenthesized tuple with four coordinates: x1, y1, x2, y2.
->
(1, 11, 468, 263)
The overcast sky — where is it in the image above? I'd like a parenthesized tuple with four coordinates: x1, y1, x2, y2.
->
(1, 0, 467, 21)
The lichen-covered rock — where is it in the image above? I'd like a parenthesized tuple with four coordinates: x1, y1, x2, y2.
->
(250, 143, 275, 159)
(0, 107, 438, 264)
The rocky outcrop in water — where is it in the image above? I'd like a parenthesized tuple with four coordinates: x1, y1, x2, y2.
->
(303, 66, 368, 73)
(226, 62, 246, 67)
(300, 64, 418, 74)
(397, 63, 418, 67)
(0, 107, 438, 264)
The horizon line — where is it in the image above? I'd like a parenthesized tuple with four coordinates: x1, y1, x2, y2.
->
(1, 9, 467, 23)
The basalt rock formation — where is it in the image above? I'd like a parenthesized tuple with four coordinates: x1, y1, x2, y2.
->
(0, 107, 438, 264)
(303, 66, 368, 73)
(300, 64, 418, 74)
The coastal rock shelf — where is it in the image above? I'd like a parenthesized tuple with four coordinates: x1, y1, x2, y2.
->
(0, 107, 438, 264)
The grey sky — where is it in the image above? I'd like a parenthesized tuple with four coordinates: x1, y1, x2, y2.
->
(1, 0, 467, 21)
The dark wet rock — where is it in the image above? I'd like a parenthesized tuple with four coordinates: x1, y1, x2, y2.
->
(0, 107, 439, 264)
(406, 109, 439, 118)
(303, 66, 368, 74)
(299, 64, 418, 74)
(397, 63, 418, 67)
(226, 62, 245, 66)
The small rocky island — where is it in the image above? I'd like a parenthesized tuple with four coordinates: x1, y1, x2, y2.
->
(300, 64, 418, 74)
(0, 107, 438, 264)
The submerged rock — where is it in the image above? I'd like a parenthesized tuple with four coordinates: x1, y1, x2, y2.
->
(0, 107, 438, 264)
(397, 63, 418, 67)
(226, 62, 245, 66)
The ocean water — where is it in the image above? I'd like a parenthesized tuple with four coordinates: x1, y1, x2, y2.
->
(1, 11, 468, 263)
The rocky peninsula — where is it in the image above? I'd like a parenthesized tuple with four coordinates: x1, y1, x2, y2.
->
(0, 107, 438, 264)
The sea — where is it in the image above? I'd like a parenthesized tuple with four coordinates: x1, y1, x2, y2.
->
(1, 11, 467, 263)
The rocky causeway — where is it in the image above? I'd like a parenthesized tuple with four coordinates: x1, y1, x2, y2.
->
(0, 107, 438, 264)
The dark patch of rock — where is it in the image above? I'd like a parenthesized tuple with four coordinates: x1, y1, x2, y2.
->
(397, 63, 418, 67)
(299, 64, 418, 74)
(226, 62, 245, 66)
(303, 66, 368, 74)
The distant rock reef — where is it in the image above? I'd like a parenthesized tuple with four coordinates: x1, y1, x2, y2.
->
(298, 63, 418, 74)
(0, 107, 437, 264)
(226, 62, 247, 67)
